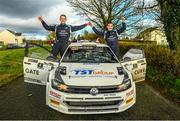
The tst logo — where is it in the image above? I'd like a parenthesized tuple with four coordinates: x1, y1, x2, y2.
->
(74, 70, 94, 75)
(72, 69, 114, 75)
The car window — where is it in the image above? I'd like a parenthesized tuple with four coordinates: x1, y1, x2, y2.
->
(28, 45, 50, 60)
(61, 46, 119, 63)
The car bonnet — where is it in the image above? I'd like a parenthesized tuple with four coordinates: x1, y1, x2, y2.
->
(59, 63, 125, 86)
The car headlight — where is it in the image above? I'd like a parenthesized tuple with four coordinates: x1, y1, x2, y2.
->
(51, 78, 69, 92)
(117, 70, 131, 91)
(52, 67, 69, 92)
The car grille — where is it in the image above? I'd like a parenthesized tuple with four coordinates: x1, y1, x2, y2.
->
(67, 86, 120, 94)
(68, 108, 119, 112)
(65, 100, 122, 107)
(66, 100, 123, 113)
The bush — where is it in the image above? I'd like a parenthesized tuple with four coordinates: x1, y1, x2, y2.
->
(145, 46, 180, 101)
(0, 45, 7, 51)
(120, 41, 180, 101)
(174, 79, 180, 91)
(170, 79, 180, 100)
(144, 45, 180, 77)
(170, 89, 180, 100)
(159, 73, 175, 87)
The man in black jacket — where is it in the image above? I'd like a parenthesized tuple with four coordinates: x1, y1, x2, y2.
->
(90, 16, 126, 59)
(38, 14, 90, 58)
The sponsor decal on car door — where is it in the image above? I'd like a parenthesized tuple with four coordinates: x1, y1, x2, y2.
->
(23, 43, 58, 85)
(121, 48, 147, 82)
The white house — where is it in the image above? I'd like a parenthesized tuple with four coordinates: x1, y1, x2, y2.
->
(0, 29, 23, 45)
(137, 27, 168, 45)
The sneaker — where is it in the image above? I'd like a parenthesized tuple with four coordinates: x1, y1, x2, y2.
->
(46, 55, 57, 61)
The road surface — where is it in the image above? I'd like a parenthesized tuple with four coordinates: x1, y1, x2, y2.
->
(0, 77, 180, 120)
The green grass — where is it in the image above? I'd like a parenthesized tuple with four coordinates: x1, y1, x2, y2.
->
(0, 48, 24, 87)
(0, 44, 52, 87)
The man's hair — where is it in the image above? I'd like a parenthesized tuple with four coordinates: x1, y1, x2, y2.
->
(107, 22, 114, 26)
(60, 14, 67, 18)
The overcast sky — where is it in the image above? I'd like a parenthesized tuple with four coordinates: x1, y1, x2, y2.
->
(0, 0, 88, 34)
(0, 0, 157, 37)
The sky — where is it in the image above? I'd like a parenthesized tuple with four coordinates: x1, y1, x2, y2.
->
(0, 0, 91, 39)
(0, 0, 157, 39)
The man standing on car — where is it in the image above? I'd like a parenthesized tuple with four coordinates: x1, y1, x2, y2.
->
(90, 16, 126, 59)
(38, 14, 91, 58)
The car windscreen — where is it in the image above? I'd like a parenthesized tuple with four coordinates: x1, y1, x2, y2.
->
(61, 46, 119, 63)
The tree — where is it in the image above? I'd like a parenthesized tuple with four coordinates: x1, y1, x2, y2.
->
(136, 0, 180, 50)
(83, 30, 98, 40)
(135, 0, 161, 40)
(157, 0, 180, 50)
(47, 32, 56, 40)
(66, 0, 140, 30)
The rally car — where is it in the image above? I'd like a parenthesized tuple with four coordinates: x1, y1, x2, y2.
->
(23, 41, 147, 114)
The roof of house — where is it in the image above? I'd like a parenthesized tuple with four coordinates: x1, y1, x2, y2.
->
(141, 27, 158, 34)
(136, 27, 159, 39)
(6, 29, 22, 36)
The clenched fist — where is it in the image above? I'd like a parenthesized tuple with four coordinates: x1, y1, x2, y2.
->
(85, 22, 93, 27)
(38, 16, 44, 22)
(120, 16, 125, 22)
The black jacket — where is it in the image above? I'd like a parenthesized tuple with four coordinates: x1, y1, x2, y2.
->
(41, 21, 86, 42)
(92, 22, 126, 45)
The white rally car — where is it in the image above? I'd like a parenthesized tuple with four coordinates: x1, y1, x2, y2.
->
(23, 41, 147, 114)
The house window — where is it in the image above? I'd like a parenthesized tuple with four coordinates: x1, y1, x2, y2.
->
(0, 41, 4, 45)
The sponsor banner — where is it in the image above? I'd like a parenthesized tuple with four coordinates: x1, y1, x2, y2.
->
(70, 69, 116, 78)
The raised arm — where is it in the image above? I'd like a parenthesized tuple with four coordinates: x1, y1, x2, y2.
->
(38, 16, 55, 31)
(116, 16, 126, 34)
(116, 22, 126, 34)
(71, 24, 87, 32)
(92, 27, 104, 36)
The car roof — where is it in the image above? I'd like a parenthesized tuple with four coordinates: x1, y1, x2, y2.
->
(69, 40, 108, 47)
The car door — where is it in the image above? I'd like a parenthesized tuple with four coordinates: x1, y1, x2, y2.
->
(121, 48, 147, 83)
(23, 43, 59, 85)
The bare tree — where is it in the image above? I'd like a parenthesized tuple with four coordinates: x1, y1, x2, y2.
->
(136, 0, 180, 50)
(66, 0, 140, 31)
(134, 0, 161, 40)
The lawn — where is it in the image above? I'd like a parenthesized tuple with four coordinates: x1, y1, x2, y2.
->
(0, 48, 24, 87)
(0, 44, 52, 87)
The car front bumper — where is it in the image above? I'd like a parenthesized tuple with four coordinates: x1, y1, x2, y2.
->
(46, 83, 136, 114)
